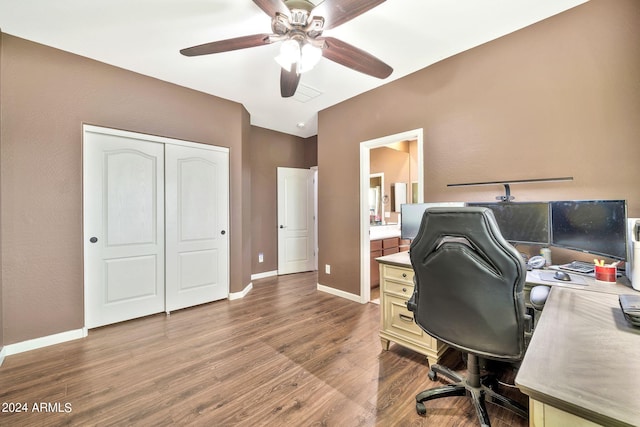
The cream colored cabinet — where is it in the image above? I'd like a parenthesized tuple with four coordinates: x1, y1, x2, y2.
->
(378, 262, 447, 365)
(529, 399, 600, 427)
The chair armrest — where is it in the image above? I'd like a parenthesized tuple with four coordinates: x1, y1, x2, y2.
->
(524, 313, 533, 335)
(407, 292, 417, 312)
(407, 276, 418, 313)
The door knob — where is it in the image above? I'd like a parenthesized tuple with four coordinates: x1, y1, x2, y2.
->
(89, 237, 98, 243)
(221, 230, 226, 235)
(280, 225, 286, 229)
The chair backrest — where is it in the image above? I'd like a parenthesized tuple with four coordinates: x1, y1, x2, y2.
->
(409, 207, 527, 361)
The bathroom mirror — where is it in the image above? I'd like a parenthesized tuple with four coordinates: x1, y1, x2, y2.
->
(369, 174, 384, 225)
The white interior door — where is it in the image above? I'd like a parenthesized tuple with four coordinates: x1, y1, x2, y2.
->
(165, 144, 229, 312)
(84, 129, 165, 328)
(277, 167, 315, 275)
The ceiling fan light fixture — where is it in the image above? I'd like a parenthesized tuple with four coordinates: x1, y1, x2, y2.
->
(298, 42, 322, 73)
(275, 38, 301, 72)
(275, 38, 321, 74)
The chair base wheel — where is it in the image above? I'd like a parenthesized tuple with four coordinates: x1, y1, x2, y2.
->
(413, 355, 528, 425)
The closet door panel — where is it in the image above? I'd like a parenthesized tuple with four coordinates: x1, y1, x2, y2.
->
(165, 144, 229, 312)
(84, 130, 165, 328)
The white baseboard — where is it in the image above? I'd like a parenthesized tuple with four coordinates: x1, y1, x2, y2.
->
(4, 328, 88, 357)
(317, 283, 365, 304)
(251, 270, 278, 281)
(229, 282, 253, 300)
(0, 346, 6, 367)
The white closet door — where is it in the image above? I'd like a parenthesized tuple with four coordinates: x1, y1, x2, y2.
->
(84, 130, 165, 329)
(165, 144, 229, 312)
(277, 167, 315, 275)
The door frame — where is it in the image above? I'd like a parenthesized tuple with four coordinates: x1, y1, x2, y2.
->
(82, 124, 230, 329)
(312, 166, 318, 272)
(359, 129, 424, 304)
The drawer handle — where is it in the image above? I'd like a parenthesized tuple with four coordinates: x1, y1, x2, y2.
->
(402, 288, 407, 293)
(399, 314, 414, 323)
(402, 273, 407, 278)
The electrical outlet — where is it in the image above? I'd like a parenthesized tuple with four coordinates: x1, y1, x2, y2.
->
(258, 253, 264, 263)
(325, 264, 331, 274)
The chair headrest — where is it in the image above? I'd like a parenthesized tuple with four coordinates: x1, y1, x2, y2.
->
(410, 206, 525, 278)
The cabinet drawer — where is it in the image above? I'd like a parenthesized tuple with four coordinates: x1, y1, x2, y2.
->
(384, 280, 414, 298)
(382, 237, 399, 249)
(383, 247, 399, 256)
(383, 294, 432, 343)
(370, 239, 383, 251)
(382, 265, 414, 285)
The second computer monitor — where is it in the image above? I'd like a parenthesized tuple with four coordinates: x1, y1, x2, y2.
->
(550, 200, 627, 260)
(467, 202, 550, 245)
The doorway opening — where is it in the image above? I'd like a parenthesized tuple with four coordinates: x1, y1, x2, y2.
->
(276, 167, 317, 275)
(359, 129, 424, 303)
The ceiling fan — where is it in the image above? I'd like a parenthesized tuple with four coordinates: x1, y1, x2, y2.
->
(180, 0, 393, 98)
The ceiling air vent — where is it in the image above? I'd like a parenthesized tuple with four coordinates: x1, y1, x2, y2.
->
(293, 83, 322, 103)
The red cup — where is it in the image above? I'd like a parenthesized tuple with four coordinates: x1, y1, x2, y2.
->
(594, 265, 616, 282)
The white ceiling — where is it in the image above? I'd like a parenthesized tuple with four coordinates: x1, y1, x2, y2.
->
(0, 0, 587, 137)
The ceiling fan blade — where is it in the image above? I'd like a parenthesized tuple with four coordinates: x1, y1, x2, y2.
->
(313, 0, 386, 30)
(320, 36, 392, 79)
(253, 0, 289, 17)
(280, 68, 301, 98)
(180, 33, 272, 57)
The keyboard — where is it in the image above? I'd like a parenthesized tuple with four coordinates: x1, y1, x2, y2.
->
(559, 260, 595, 274)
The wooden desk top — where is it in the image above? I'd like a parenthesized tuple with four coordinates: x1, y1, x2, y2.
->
(516, 287, 640, 426)
(377, 251, 637, 295)
(375, 251, 412, 268)
(525, 268, 636, 295)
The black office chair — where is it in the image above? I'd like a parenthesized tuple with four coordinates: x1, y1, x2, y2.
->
(406, 207, 529, 426)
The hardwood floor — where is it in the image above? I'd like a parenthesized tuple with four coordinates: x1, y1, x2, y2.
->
(0, 272, 528, 426)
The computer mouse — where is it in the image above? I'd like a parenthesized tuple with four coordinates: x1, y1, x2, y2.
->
(554, 271, 571, 281)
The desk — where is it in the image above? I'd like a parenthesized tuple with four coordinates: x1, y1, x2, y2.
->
(523, 268, 634, 328)
(525, 268, 634, 296)
(376, 251, 640, 426)
(515, 287, 640, 427)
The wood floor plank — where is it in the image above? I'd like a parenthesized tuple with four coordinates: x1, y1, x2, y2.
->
(0, 272, 528, 426)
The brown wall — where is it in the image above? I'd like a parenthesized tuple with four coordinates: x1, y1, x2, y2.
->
(237, 108, 253, 294)
(317, 0, 640, 295)
(250, 126, 317, 274)
(0, 34, 251, 344)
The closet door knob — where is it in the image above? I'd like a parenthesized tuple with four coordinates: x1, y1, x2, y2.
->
(221, 230, 226, 235)
(89, 237, 98, 243)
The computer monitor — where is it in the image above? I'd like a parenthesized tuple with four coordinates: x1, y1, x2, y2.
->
(400, 202, 465, 240)
(467, 202, 550, 245)
(550, 200, 627, 260)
